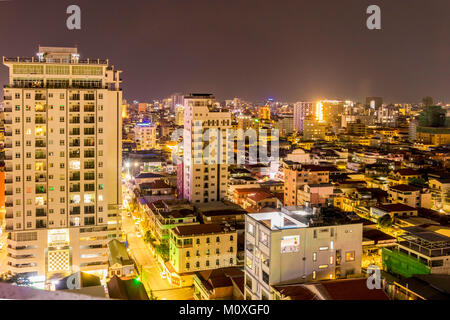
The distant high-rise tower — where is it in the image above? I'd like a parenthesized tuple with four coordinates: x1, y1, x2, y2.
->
(2, 46, 122, 279)
(366, 97, 383, 109)
(182, 94, 231, 203)
(293, 102, 314, 132)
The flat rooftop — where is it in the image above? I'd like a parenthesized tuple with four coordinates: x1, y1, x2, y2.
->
(247, 207, 363, 231)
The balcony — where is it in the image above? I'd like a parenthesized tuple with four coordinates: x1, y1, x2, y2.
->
(4, 120, 12, 125)
(70, 207, 81, 215)
(4, 96, 12, 100)
(35, 153, 46, 160)
(70, 95, 80, 101)
(70, 140, 81, 147)
(35, 176, 46, 183)
(84, 128, 95, 135)
(70, 129, 81, 136)
(4, 132, 12, 137)
(6, 202, 13, 208)
(35, 141, 46, 148)
(70, 174, 81, 181)
(70, 186, 81, 192)
(4, 108, 12, 112)
(35, 186, 46, 194)
(69, 151, 80, 158)
(5, 190, 13, 196)
(83, 94, 95, 101)
(69, 118, 80, 124)
(35, 118, 46, 124)
(35, 95, 46, 101)
(36, 209, 47, 217)
(84, 151, 95, 158)
(84, 106, 95, 112)
(84, 117, 95, 124)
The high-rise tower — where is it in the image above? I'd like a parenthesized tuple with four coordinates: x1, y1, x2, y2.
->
(2, 46, 122, 279)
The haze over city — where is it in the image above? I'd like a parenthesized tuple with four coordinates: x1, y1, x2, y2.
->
(0, 0, 450, 102)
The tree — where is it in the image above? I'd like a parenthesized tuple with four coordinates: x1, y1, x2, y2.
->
(377, 214, 393, 229)
(155, 243, 170, 262)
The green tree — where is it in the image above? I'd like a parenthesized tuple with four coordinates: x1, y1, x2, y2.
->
(378, 214, 393, 229)
(155, 243, 170, 262)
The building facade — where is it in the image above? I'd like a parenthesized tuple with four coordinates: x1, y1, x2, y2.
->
(182, 94, 231, 203)
(244, 209, 363, 300)
(2, 47, 122, 279)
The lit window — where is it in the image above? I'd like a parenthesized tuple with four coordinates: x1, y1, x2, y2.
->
(346, 251, 355, 262)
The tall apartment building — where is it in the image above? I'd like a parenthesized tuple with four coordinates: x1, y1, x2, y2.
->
(244, 207, 363, 300)
(293, 102, 314, 132)
(134, 122, 156, 150)
(182, 94, 231, 203)
(2, 47, 122, 279)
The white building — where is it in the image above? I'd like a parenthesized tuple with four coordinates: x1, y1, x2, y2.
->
(293, 102, 314, 132)
(244, 208, 362, 300)
(134, 122, 156, 150)
(182, 94, 231, 203)
(2, 46, 122, 280)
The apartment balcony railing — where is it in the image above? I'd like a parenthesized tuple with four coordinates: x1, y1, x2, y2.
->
(35, 95, 46, 101)
(4, 155, 12, 160)
(35, 186, 46, 194)
(70, 175, 81, 181)
(84, 129, 95, 135)
(4, 120, 12, 125)
(69, 119, 80, 124)
(35, 142, 46, 148)
(6, 202, 14, 207)
(5, 214, 13, 219)
(5, 190, 13, 196)
(5, 179, 13, 184)
(4, 108, 12, 112)
(4, 132, 12, 137)
(4, 96, 12, 100)
(70, 130, 81, 136)
(3, 57, 108, 65)
(70, 141, 81, 147)
(70, 95, 80, 101)
(84, 106, 95, 112)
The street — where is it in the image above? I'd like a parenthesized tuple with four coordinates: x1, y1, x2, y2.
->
(121, 208, 193, 300)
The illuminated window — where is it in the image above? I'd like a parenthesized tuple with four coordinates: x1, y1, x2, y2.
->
(346, 251, 355, 261)
(246, 256, 253, 269)
(330, 256, 333, 265)
(319, 265, 328, 269)
(70, 161, 81, 170)
(312, 271, 316, 280)
(84, 194, 94, 204)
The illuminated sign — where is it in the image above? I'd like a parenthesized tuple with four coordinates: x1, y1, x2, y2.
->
(281, 235, 299, 253)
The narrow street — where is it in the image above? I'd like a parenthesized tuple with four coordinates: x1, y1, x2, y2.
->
(121, 204, 193, 300)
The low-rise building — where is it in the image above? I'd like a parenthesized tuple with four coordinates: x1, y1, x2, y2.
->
(244, 207, 363, 300)
(370, 203, 418, 220)
(193, 267, 244, 300)
(388, 184, 431, 209)
(168, 224, 238, 287)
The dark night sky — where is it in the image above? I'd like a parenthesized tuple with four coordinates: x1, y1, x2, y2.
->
(0, 0, 449, 103)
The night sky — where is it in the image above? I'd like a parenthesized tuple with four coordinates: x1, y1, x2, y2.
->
(0, 0, 449, 104)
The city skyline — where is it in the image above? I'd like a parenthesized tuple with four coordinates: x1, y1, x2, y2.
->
(1, 0, 450, 103)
